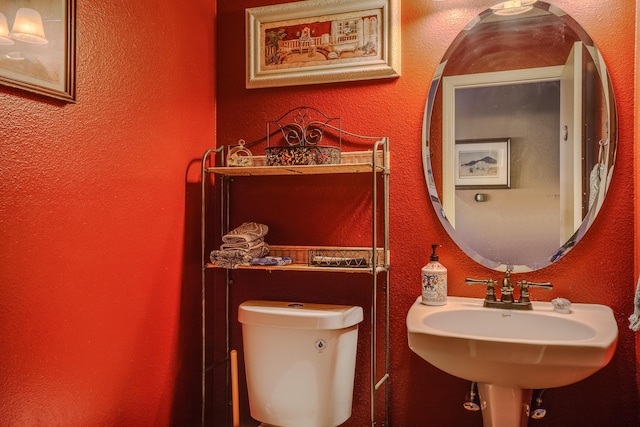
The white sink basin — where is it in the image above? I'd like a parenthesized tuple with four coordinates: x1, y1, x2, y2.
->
(407, 296, 618, 390)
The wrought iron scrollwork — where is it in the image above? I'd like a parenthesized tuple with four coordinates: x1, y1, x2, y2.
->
(270, 107, 341, 148)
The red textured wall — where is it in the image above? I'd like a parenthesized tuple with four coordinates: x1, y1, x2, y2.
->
(636, 0, 640, 403)
(216, 1, 638, 426)
(0, 0, 215, 425)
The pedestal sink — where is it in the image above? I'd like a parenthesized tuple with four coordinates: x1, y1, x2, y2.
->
(406, 296, 618, 427)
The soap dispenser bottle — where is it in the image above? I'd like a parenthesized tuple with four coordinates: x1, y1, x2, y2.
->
(421, 244, 447, 306)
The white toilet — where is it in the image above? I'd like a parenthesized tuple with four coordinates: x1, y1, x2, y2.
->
(238, 300, 364, 427)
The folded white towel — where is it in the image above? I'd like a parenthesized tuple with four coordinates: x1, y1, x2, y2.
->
(628, 277, 640, 332)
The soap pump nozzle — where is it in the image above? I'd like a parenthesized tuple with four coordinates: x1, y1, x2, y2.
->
(430, 244, 441, 261)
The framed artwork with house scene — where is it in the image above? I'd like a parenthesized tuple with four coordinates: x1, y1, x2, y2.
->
(455, 138, 511, 189)
(246, 0, 400, 89)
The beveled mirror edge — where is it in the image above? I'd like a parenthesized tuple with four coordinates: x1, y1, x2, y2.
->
(421, 1, 618, 273)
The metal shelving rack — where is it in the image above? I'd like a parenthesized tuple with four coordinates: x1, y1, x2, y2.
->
(200, 111, 390, 427)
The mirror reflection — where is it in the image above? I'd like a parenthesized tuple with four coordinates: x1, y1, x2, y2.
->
(423, 1, 617, 272)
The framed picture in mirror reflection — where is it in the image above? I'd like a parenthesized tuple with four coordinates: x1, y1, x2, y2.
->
(455, 138, 510, 189)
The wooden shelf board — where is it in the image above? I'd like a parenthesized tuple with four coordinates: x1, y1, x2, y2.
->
(205, 262, 387, 274)
(205, 150, 387, 176)
(207, 163, 379, 176)
(205, 245, 389, 273)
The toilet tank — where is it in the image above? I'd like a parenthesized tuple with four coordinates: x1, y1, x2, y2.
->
(239, 300, 364, 427)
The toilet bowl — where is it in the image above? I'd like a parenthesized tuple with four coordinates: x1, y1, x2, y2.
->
(238, 300, 364, 427)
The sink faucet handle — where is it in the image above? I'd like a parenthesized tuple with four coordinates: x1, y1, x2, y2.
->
(465, 278, 498, 302)
(516, 281, 553, 303)
(517, 281, 553, 290)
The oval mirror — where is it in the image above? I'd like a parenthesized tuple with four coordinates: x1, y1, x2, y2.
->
(422, 1, 617, 273)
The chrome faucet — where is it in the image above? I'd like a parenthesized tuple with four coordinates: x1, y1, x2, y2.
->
(466, 270, 553, 310)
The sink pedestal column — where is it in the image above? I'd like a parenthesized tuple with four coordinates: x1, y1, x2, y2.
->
(477, 383, 532, 427)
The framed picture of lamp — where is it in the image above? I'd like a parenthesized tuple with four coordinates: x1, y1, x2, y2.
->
(0, 0, 76, 102)
(245, 0, 400, 89)
(455, 138, 511, 189)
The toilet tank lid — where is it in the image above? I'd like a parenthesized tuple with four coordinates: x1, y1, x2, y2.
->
(238, 300, 364, 330)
